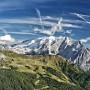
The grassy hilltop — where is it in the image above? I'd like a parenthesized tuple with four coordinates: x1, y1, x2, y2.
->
(0, 51, 90, 90)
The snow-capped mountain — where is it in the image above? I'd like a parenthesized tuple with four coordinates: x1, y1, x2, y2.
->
(0, 36, 90, 71)
(10, 36, 90, 71)
(0, 44, 11, 51)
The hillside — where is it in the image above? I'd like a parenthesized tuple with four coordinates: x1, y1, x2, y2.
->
(0, 51, 90, 90)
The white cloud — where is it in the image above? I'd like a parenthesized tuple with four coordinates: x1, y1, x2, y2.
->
(34, 28, 52, 35)
(65, 30, 72, 34)
(62, 23, 82, 28)
(80, 37, 90, 43)
(0, 35, 15, 42)
(42, 16, 59, 20)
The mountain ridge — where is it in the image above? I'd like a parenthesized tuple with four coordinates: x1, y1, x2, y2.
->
(0, 36, 90, 71)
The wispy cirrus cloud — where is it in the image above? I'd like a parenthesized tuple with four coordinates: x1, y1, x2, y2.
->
(0, 17, 82, 28)
(0, 27, 8, 35)
(80, 37, 90, 43)
(0, 1, 24, 12)
(0, 18, 55, 26)
(8, 31, 42, 36)
(71, 13, 90, 24)
(0, 16, 83, 38)
(62, 23, 82, 28)
(0, 0, 51, 12)
(0, 15, 86, 41)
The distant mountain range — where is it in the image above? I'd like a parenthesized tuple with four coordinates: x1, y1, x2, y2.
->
(0, 36, 90, 71)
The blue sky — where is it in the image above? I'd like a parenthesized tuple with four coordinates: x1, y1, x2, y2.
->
(0, 0, 90, 47)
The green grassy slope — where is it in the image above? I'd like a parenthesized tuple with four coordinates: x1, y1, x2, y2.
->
(0, 51, 90, 90)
